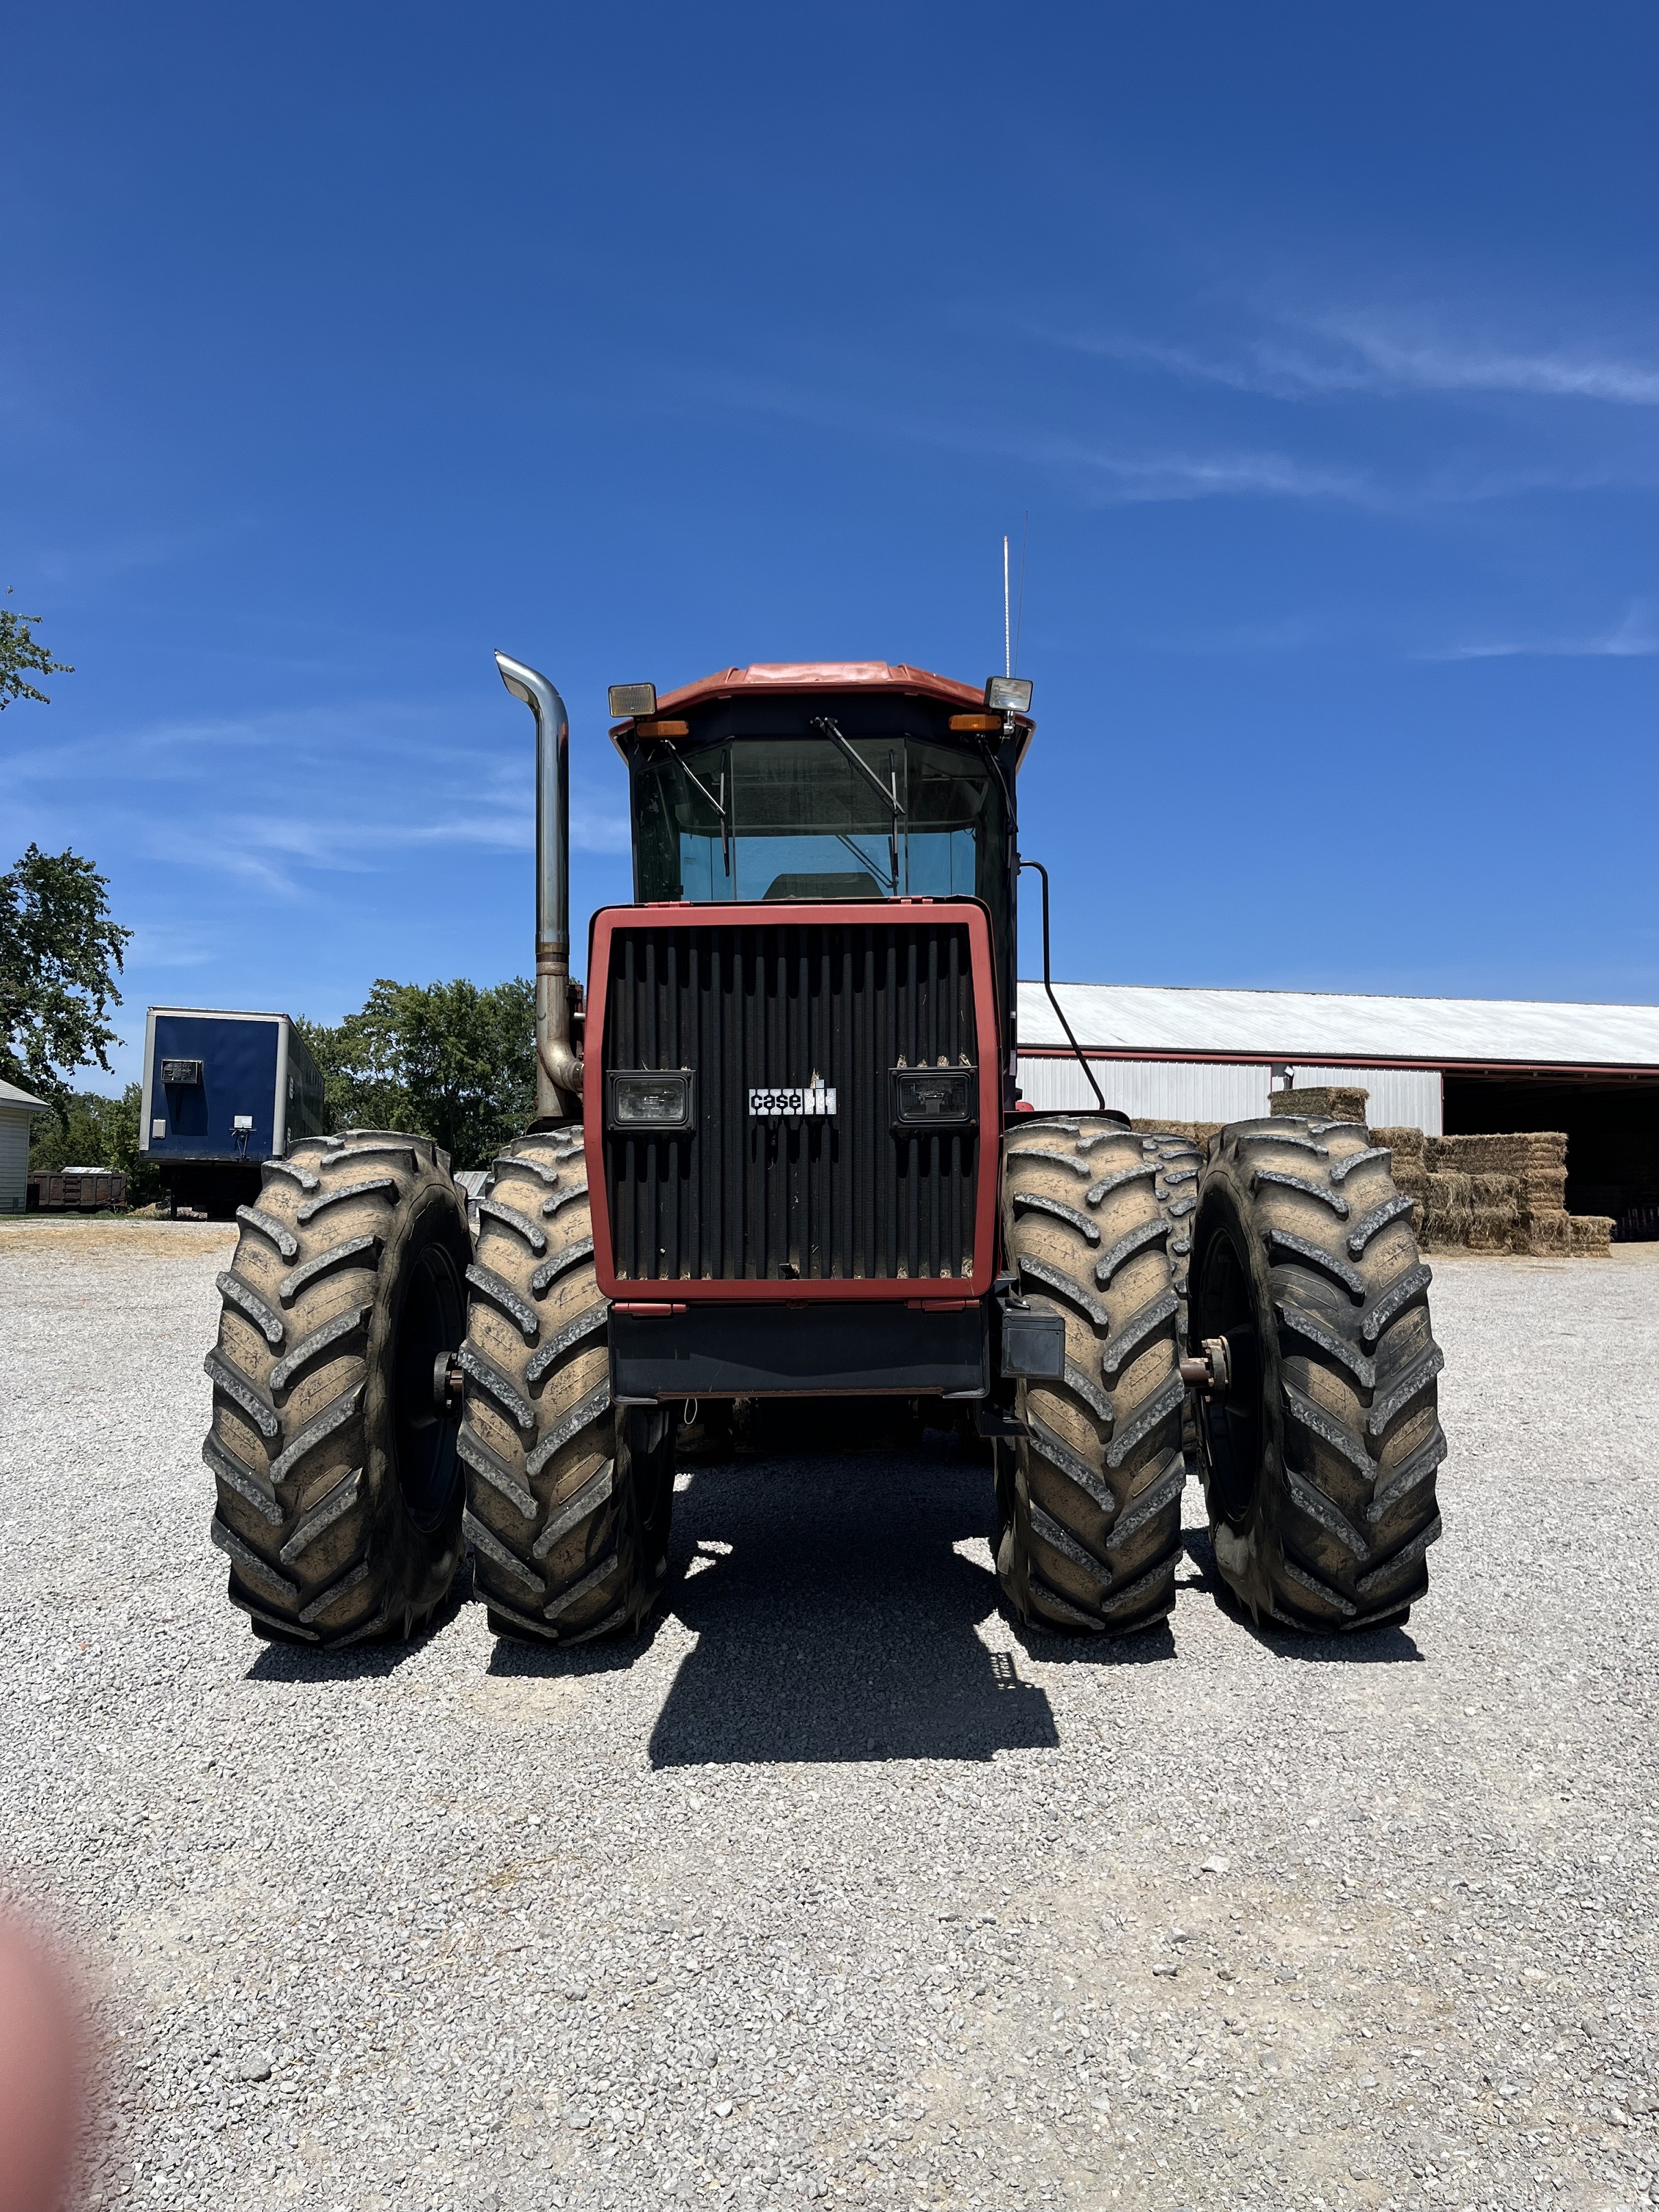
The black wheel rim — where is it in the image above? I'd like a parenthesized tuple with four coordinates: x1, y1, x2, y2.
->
(393, 1240, 466, 1532)
(1192, 1216, 1265, 1528)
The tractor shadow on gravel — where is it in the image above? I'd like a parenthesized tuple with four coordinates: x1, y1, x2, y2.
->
(1178, 1527, 1425, 1664)
(621, 1434, 1168, 1767)
(646, 1450, 1056, 1766)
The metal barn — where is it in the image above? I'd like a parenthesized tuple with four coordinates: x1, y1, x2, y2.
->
(1016, 983, 1659, 1228)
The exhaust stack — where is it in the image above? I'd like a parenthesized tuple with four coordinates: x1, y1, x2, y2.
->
(495, 651, 583, 1120)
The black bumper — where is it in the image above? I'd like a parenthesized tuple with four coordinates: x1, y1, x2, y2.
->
(609, 1299, 989, 1401)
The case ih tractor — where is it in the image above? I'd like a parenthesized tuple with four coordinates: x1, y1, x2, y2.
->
(202, 658, 1445, 1649)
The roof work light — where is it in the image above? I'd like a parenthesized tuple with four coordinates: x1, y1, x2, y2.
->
(984, 676, 1033, 714)
(608, 683, 657, 718)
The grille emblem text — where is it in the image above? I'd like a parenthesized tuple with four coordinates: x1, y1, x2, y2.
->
(749, 1081, 837, 1118)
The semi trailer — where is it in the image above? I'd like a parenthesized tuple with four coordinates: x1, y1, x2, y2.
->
(143, 1006, 326, 1218)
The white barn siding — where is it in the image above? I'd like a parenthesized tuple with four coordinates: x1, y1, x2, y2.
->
(0, 1106, 33, 1213)
(1292, 1065, 1443, 1134)
(1019, 1056, 1272, 1122)
(1016, 1055, 1444, 1132)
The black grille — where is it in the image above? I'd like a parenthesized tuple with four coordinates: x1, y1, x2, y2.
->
(601, 917, 980, 1284)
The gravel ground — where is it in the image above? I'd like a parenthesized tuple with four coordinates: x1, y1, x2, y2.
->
(3, 1219, 1658, 2212)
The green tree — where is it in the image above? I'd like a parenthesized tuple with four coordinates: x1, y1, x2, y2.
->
(0, 845, 132, 1113)
(27, 1081, 162, 1205)
(293, 1010, 413, 1136)
(295, 977, 535, 1168)
(0, 588, 73, 710)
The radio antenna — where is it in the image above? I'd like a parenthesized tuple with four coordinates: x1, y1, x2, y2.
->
(1002, 535, 1011, 677)
(1013, 510, 1028, 675)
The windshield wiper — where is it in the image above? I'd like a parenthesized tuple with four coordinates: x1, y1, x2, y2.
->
(811, 716, 904, 891)
(651, 736, 729, 876)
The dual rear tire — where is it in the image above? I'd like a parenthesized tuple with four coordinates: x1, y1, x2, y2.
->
(993, 1110, 1444, 1641)
(204, 1133, 472, 1644)
(995, 1118, 1188, 1635)
(1189, 1116, 1444, 1631)
(204, 1127, 673, 1652)
(456, 1131, 673, 1644)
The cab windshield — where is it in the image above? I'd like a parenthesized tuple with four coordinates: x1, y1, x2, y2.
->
(633, 734, 1006, 907)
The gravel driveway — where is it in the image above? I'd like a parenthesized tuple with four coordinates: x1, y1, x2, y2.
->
(3, 1221, 1656, 2212)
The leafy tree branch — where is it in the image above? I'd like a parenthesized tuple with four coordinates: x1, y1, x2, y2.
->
(0, 588, 74, 711)
(0, 845, 132, 1112)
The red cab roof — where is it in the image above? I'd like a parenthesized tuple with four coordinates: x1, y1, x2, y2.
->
(657, 661, 986, 714)
(609, 660, 1035, 766)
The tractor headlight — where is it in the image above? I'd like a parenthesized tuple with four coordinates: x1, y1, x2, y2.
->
(891, 1067, 977, 1129)
(983, 676, 1033, 715)
(607, 1070, 694, 1132)
(607, 683, 658, 719)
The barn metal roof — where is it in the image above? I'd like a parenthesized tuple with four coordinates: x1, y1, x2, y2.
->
(1016, 982, 1659, 1073)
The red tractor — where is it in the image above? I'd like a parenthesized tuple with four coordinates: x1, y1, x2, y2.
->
(202, 658, 1444, 1648)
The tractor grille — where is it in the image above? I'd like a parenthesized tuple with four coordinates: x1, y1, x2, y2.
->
(599, 916, 980, 1284)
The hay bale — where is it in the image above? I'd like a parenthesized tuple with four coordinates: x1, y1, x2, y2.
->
(1524, 1213, 1572, 1258)
(1372, 1125, 1427, 1171)
(1431, 1131, 1569, 1178)
(1569, 1214, 1613, 1257)
(1391, 1171, 1429, 1219)
(1467, 1208, 1513, 1253)
(1422, 1166, 1473, 1252)
(1518, 1171, 1569, 1214)
(1272, 1085, 1369, 1125)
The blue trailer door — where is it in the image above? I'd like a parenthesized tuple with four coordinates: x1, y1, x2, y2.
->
(150, 1013, 280, 1161)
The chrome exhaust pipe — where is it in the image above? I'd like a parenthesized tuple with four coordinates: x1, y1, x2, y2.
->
(494, 651, 583, 1120)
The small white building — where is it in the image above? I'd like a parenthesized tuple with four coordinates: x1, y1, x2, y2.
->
(0, 1078, 52, 1213)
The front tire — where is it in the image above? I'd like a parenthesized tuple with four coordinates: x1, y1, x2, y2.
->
(1191, 1115, 1445, 1631)
(995, 1117, 1187, 1635)
(203, 1132, 471, 1645)
(458, 1130, 673, 1646)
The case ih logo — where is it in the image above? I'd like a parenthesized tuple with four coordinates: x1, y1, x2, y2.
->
(748, 1081, 838, 1118)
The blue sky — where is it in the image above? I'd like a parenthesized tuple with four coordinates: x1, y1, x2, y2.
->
(4, 3, 1656, 1087)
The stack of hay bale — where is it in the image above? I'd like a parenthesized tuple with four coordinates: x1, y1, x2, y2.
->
(1368, 1125, 1612, 1256)
(1116, 1087, 1612, 1255)
(1375, 1122, 1433, 1234)
(1433, 1133, 1569, 1255)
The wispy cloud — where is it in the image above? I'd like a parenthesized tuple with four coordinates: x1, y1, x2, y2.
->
(10, 690, 632, 898)
(1424, 601, 1659, 662)
(699, 351, 1653, 517)
(695, 363, 1379, 508)
(1052, 440, 1370, 505)
(1318, 317, 1659, 405)
(1055, 315, 1659, 409)
(123, 919, 219, 969)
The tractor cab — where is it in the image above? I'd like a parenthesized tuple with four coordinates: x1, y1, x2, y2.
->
(609, 663, 1034, 1061)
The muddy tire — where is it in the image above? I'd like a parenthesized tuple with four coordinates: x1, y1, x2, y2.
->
(1140, 1130, 1204, 1462)
(203, 1132, 471, 1645)
(1141, 1132, 1202, 1322)
(1191, 1116, 1445, 1631)
(995, 1116, 1187, 1634)
(458, 1129, 673, 1646)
